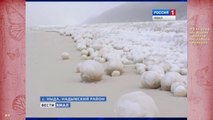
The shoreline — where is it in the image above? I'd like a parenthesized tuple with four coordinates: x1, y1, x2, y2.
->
(26, 29, 187, 117)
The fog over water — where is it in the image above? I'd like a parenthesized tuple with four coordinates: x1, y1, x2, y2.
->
(26, 2, 125, 26)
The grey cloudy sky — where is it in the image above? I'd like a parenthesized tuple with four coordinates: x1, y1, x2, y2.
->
(26, 2, 125, 26)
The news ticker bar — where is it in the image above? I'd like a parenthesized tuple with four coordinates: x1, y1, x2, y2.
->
(40, 96, 107, 102)
(40, 96, 107, 108)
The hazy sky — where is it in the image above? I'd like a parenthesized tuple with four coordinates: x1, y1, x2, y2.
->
(26, 2, 125, 26)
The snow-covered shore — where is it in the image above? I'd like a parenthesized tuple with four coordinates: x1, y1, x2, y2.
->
(27, 21, 187, 117)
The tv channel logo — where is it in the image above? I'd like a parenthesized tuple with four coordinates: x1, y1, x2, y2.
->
(152, 9, 176, 21)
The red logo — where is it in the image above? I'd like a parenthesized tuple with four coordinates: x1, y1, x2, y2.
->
(170, 9, 176, 16)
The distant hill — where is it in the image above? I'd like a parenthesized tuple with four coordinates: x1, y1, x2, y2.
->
(84, 2, 187, 24)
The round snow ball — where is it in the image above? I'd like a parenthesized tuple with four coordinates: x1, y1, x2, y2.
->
(81, 49, 89, 56)
(77, 44, 86, 51)
(159, 62, 171, 72)
(171, 82, 185, 93)
(92, 43, 102, 50)
(99, 58, 106, 63)
(81, 55, 88, 60)
(137, 67, 146, 75)
(114, 91, 159, 117)
(170, 65, 181, 73)
(123, 47, 130, 52)
(173, 85, 187, 97)
(133, 55, 144, 63)
(180, 68, 187, 75)
(161, 72, 183, 91)
(181, 76, 187, 86)
(148, 65, 165, 77)
(122, 58, 133, 65)
(87, 47, 94, 56)
(105, 59, 124, 75)
(61, 52, 70, 60)
(135, 63, 146, 70)
(141, 71, 161, 89)
(80, 60, 104, 82)
(111, 70, 121, 77)
(94, 57, 101, 62)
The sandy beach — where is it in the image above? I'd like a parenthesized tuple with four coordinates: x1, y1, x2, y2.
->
(26, 29, 187, 117)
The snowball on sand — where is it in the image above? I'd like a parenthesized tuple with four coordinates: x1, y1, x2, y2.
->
(61, 52, 70, 60)
(114, 91, 159, 117)
(79, 60, 104, 82)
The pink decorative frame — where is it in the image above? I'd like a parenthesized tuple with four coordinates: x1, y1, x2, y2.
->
(0, 0, 25, 120)
(188, 0, 213, 119)
(0, 0, 212, 119)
